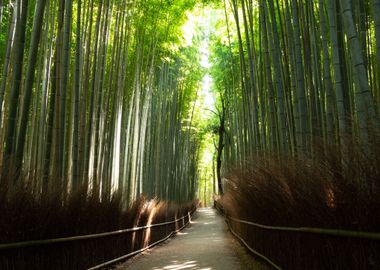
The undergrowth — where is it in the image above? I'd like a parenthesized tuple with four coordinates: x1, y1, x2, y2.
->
(0, 185, 196, 269)
(218, 136, 380, 270)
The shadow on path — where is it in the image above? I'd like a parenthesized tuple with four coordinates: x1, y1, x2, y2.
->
(116, 208, 266, 270)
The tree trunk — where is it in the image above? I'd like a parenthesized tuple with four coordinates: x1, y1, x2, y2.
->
(340, 0, 377, 142)
(16, 0, 47, 171)
(3, 0, 29, 177)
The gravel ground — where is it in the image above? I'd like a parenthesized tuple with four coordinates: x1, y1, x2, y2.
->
(114, 207, 268, 270)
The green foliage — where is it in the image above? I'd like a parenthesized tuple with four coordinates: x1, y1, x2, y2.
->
(0, 3, 12, 64)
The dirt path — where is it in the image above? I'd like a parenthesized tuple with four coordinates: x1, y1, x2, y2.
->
(115, 207, 266, 270)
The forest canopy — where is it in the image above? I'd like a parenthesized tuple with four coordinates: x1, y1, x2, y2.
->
(0, 0, 380, 207)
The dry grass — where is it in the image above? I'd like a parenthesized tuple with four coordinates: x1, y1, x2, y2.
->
(0, 185, 197, 269)
(218, 136, 380, 270)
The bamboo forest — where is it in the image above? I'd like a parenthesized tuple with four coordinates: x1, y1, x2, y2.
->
(0, 0, 379, 269)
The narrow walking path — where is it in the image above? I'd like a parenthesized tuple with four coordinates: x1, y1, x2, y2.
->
(116, 208, 266, 270)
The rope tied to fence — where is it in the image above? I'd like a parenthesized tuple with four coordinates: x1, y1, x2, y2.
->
(215, 201, 380, 270)
(227, 216, 380, 241)
(87, 212, 194, 270)
(0, 207, 196, 251)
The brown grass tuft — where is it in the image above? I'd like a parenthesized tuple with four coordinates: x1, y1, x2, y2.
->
(0, 183, 196, 269)
(218, 136, 380, 270)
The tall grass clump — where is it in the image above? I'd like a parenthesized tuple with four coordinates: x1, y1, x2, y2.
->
(0, 183, 197, 269)
(218, 136, 380, 270)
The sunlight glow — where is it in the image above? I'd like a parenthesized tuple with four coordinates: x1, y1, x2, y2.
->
(182, 12, 197, 46)
(131, 200, 155, 249)
(200, 45, 211, 68)
(325, 186, 336, 209)
(201, 75, 214, 109)
(181, 6, 221, 206)
(153, 260, 212, 270)
(111, 107, 123, 192)
(143, 203, 157, 247)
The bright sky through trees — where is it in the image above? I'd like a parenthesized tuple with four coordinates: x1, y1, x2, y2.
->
(181, 5, 221, 205)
